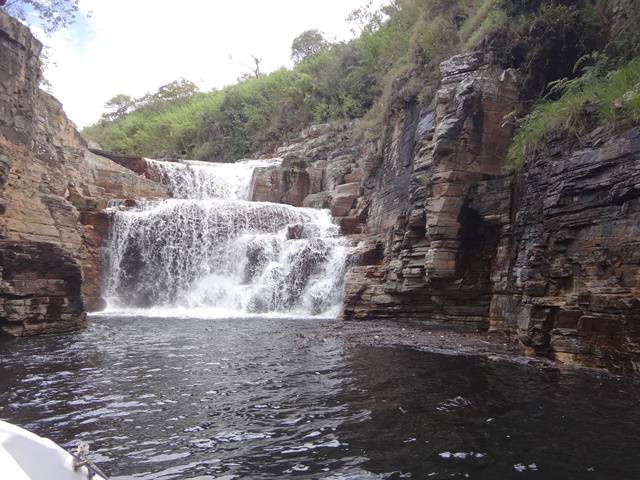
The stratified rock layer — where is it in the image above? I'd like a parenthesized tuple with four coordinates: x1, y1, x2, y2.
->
(345, 52, 640, 372)
(342, 52, 519, 330)
(493, 127, 640, 371)
(249, 123, 368, 235)
(0, 11, 168, 334)
(251, 51, 640, 373)
(0, 240, 85, 336)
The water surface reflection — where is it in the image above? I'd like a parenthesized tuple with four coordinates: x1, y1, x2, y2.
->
(0, 316, 638, 479)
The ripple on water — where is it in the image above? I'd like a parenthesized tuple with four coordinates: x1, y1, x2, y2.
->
(1, 315, 640, 479)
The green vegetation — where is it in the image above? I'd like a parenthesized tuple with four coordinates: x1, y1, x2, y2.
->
(492, 0, 640, 167)
(508, 58, 640, 167)
(2, 0, 80, 34)
(83, 0, 639, 164)
(460, 0, 505, 50)
(84, 0, 493, 161)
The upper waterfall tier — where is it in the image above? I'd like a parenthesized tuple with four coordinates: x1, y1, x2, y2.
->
(104, 158, 350, 318)
(145, 158, 280, 200)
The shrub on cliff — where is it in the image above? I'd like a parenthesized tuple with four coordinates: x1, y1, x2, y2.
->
(508, 57, 640, 167)
(502, 0, 640, 167)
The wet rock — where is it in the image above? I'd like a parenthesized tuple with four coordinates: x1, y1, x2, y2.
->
(0, 240, 86, 336)
(286, 224, 305, 240)
(244, 237, 279, 283)
(338, 216, 362, 235)
(249, 163, 311, 207)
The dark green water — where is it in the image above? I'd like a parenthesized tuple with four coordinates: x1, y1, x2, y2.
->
(0, 315, 639, 479)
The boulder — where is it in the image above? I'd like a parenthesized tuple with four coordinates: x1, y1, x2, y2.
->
(330, 183, 360, 217)
(303, 192, 332, 209)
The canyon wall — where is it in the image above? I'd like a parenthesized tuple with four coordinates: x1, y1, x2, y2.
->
(2, 9, 639, 372)
(248, 52, 640, 373)
(0, 11, 167, 335)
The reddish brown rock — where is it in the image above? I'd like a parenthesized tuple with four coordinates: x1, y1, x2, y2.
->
(489, 126, 640, 372)
(0, 240, 86, 336)
(0, 11, 169, 329)
(342, 51, 518, 332)
(339, 50, 640, 373)
(249, 163, 311, 207)
(303, 192, 332, 209)
(330, 183, 360, 217)
(338, 216, 363, 235)
(89, 149, 150, 177)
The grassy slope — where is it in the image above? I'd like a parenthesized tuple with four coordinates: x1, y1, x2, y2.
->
(83, 0, 639, 164)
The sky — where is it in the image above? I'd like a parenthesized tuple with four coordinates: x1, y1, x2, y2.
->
(36, 0, 386, 128)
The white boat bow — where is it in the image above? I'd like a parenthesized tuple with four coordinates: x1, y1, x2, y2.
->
(0, 421, 107, 479)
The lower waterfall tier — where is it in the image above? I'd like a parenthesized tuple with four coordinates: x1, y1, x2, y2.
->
(104, 199, 350, 317)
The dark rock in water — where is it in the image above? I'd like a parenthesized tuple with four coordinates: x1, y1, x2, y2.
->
(0, 240, 86, 336)
(286, 224, 305, 240)
(244, 237, 280, 283)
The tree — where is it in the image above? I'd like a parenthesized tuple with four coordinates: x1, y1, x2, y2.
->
(135, 79, 200, 108)
(235, 55, 264, 81)
(153, 79, 200, 102)
(291, 29, 328, 64)
(101, 94, 136, 122)
(1, 0, 80, 34)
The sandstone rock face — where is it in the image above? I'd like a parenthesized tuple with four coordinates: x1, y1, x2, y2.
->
(251, 51, 640, 372)
(342, 52, 519, 331)
(0, 11, 168, 332)
(491, 127, 640, 371)
(249, 161, 311, 207)
(248, 122, 368, 234)
(336, 51, 640, 372)
(0, 11, 42, 147)
(0, 240, 85, 336)
(88, 149, 152, 177)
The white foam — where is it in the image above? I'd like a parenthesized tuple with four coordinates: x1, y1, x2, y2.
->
(102, 158, 350, 318)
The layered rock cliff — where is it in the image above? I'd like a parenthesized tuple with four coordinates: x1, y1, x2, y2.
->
(246, 51, 640, 373)
(0, 11, 167, 335)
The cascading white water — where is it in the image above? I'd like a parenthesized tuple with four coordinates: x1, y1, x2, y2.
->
(103, 158, 351, 317)
(145, 158, 281, 200)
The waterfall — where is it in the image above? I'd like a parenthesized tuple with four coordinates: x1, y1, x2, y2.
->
(103, 159, 350, 318)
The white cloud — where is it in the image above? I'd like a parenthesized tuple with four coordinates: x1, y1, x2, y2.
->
(41, 0, 386, 128)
